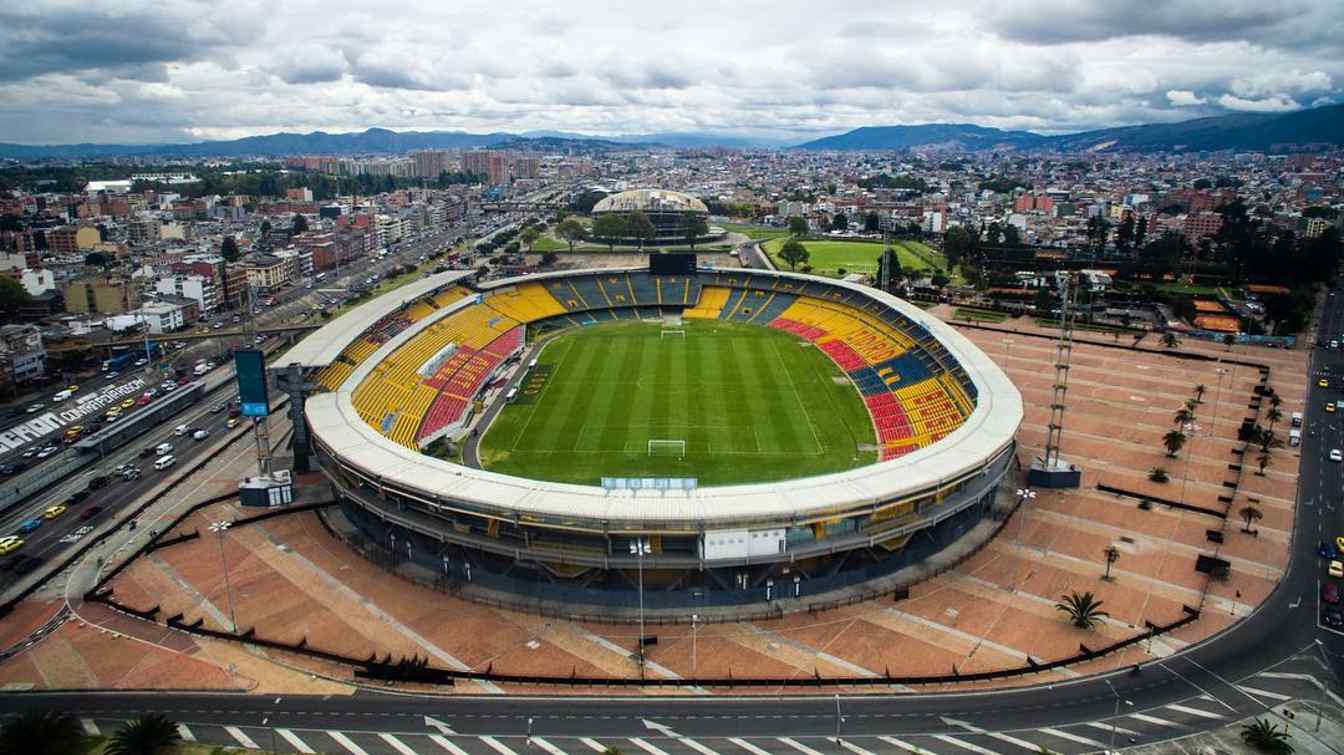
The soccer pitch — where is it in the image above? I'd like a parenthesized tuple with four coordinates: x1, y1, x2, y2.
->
(477, 320, 877, 485)
(762, 239, 946, 278)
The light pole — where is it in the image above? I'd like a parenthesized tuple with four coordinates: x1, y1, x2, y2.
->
(834, 693, 845, 746)
(208, 520, 238, 633)
(1178, 422, 1201, 506)
(691, 613, 701, 676)
(630, 538, 651, 668)
(1102, 677, 1133, 752)
(1014, 488, 1036, 546)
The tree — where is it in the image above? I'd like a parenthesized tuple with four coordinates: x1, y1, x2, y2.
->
(591, 214, 627, 252)
(778, 240, 810, 272)
(259, 219, 272, 238)
(788, 216, 809, 237)
(291, 213, 308, 235)
(626, 210, 656, 250)
(1266, 407, 1283, 431)
(875, 246, 904, 290)
(0, 277, 32, 311)
(1223, 333, 1236, 351)
(1240, 719, 1293, 754)
(1116, 215, 1135, 253)
(1103, 545, 1120, 580)
(1135, 215, 1148, 248)
(104, 714, 181, 755)
(0, 710, 85, 755)
(830, 213, 848, 232)
(520, 227, 540, 253)
(84, 251, 111, 268)
(1085, 216, 1111, 254)
(1193, 384, 1206, 403)
(1255, 452, 1272, 477)
(1161, 331, 1180, 349)
(683, 214, 709, 250)
(1174, 407, 1193, 427)
(864, 212, 881, 233)
(1055, 591, 1110, 630)
(220, 236, 240, 262)
(1149, 466, 1169, 483)
(1001, 224, 1022, 247)
(556, 218, 587, 253)
(1162, 429, 1186, 457)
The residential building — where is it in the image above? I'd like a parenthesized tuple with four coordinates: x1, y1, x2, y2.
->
(63, 276, 139, 314)
(127, 217, 162, 245)
(244, 254, 292, 292)
(412, 150, 454, 179)
(20, 268, 55, 297)
(286, 187, 314, 202)
(486, 153, 510, 185)
(462, 150, 491, 177)
(47, 225, 100, 254)
(1183, 211, 1224, 240)
(0, 324, 46, 385)
(108, 300, 191, 334)
(155, 274, 220, 315)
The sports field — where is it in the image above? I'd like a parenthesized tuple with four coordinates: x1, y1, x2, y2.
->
(762, 239, 948, 278)
(477, 320, 877, 485)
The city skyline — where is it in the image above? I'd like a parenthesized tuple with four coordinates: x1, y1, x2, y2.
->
(1, 0, 1339, 146)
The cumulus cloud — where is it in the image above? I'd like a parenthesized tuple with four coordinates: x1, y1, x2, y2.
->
(1167, 90, 1207, 106)
(0, 0, 1340, 144)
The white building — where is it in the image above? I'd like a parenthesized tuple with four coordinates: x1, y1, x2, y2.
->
(20, 268, 55, 296)
(107, 301, 188, 335)
(0, 324, 46, 384)
(156, 274, 219, 315)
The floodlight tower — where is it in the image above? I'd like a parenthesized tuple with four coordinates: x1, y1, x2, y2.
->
(1029, 271, 1083, 488)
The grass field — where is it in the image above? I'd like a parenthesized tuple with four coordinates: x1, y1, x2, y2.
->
(478, 320, 876, 485)
(721, 222, 790, 240)
(762, 239, 946, 278)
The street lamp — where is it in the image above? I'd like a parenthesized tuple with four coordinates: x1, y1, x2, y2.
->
(1179, 422, 1201, 506)
(629, 538, 651, 668)
(208, 520, 238, 633)
(690, 613, 701, 676)
(834, 693, 845, 746)
(1014, 488, 1037, 546)
(1102, 677, 1133, 752)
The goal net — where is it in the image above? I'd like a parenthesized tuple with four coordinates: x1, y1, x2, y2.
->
(660, 328, 685, 338)
(647, 439, 687, 458)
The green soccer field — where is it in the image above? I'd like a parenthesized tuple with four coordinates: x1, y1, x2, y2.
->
(762, 239, 948, 278)
(477, 320, 877, 485)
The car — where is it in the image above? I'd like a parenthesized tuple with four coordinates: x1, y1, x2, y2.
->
(210, 402, 226, 414)
(79, 506, 103, 521)
(35, 445, 59, 459)
(0, 536, 23, 556)
(192, 429, 209, 441)
(1320, 378, 1330, 388)
(1328, 402, 1336, 413)
(120, 398, 135, 410)
(0, 463, 26, 476)
(66, 385, 79, 393)
(1325, 583, 1342, 605)
(226, 417, 240, 429)
(21, 448, 36, 459)
(1332, 449, 1343, 463)
(25, 403, 43, 414)
(43, 505, 66, 520)
(174, 424, 189, 436)
(1337, 536, 1344, 555)
(213, 322, 224, 329)
(1331, 560, 1344, 578)
(1325, 607, 1344, 629)
(137, 395, 151, 406)
(17, 518, 42, 534)
(134, 358, 148, 367)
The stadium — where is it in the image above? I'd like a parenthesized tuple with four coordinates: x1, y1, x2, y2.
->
(590, 189, 713, 242)
(286, 257, 1022, 612)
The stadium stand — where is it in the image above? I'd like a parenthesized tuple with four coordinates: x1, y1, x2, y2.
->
(418, 326, 524, 442)
(684, 286, 731, 319)
(485, 283, 567, 322)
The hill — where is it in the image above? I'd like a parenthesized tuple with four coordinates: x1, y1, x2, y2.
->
(793, 104, 1344, 153)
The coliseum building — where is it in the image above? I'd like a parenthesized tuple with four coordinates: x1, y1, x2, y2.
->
(285, 263, 1022, 614)
(590, 189, 712, 242)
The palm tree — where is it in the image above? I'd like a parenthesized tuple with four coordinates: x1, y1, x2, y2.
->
(1239, 505, 1264, 534)
(1193, 384, 1207, 403)
(0, 710, 85, 755)
(1162, 331, 1180, 349)
(520, 227, 541, 253)
(1185, 398, 1198, 414)
(1162, 429, 1186, 457)
(1223, 333, 1236, 351)
(105, 714, 181, 755)
(1256, 452, 1272, 476)
(1149, 466, 1169, 483)
(1269, 393, 1282, 411)
(1174, 407, 1193, 426)
(1103, 545, 1120, 581)
(1055, 591, 1110, 629)
(1240, 718, 1293, 754)
(1260, 430, 1284, 454)
(1266, 407, 1283, 431)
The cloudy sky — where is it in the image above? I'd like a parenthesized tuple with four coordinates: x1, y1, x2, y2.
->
(1, 0, 1339, 145)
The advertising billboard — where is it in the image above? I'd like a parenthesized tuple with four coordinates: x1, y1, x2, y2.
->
(234, 350, 270, 418)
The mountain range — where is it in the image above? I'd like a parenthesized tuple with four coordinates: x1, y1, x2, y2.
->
(793, 103, 1344, 153)
(0, 104, 1340, 159)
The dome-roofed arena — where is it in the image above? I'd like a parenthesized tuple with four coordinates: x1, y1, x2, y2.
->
(284, 256, 1022, 613)
(591, 189, 711, 241)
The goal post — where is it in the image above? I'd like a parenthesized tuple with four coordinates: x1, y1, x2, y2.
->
(660, 328, 686, 338)
(647, 439, 687, 458)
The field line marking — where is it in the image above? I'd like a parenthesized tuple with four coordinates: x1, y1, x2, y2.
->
(509, 337, 569, 453)
(771, 338, 825, 455)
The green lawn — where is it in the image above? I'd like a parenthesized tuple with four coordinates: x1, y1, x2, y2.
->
(531, 234, 570, 252)
(762, 239, 943, 278)
(721, 222, 789, 240)
(953, 308, 1008, 323)
(478, 320, 876, 485)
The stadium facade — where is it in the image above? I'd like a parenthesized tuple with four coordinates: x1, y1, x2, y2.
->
(287, 263, 1022, 613)
(591, 189, 711, 241)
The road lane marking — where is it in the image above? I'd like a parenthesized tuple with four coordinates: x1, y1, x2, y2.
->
(379, 733, 421, 755)
(480, 735, 521, 755)
(730, 737, 775, 755)
(580, 738, 608, 752)
(1238, 684, 1293, 701)
(1082, 721, 1142, 737)
(979, 730, 1042, 751)
(878, 736, 937, 754)
(932, 734, 1001, 755)
(1037, 728, 1107, 748)
(679, 736, 723, 755)
(778, 737, 826, 755)
(225, 726, 258, 749)
(629, 737, 673, 755)
(532, 737, 570, 755)
(837, 739, 877, 755)
(1128, 713, 1181, 727)
(175, 724, 195, 742)
(429, 734, 472, 755)
(277, 729, 316, 753)
(328, 730, 371, 755)
(81, 720, 100, 736)
(1164, 703, 1225, 720)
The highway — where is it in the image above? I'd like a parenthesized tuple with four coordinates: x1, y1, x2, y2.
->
(1, 220, 1339, 753)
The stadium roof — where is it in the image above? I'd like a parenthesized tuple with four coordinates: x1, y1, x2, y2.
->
(592, 189, 709, 215)
(306, 267, 1023, 529)
(283, 270, 475, 368)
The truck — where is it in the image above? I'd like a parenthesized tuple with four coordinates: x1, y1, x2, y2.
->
(102, 342, 161, 372)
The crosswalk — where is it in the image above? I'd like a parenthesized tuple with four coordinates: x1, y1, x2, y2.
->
(69, 670, 1332, 755)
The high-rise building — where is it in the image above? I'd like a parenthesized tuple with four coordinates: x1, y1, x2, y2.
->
(512, 156, 539, 179)
(486, 153, 510, 185)
(412, 150, 454, 179)
(461, 150, 491, 177)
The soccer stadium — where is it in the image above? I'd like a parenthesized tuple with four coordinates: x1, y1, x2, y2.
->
(590, 189, 712, 241)
(287, 258, 1022, 611)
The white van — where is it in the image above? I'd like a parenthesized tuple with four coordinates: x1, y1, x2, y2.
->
(1289, 428, 1301, 447)
(154, 455, 175, 471)
(174, 424, 189, 436)
(192, 429, 209, 441)
(1291, 411, 1304, 428)
(155, 442, 173, 456)
(52, 389, 73, 402)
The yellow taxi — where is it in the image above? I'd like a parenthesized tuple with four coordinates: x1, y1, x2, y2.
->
(1337, 536, 1344, 554)
(43, 504, 67, 520)
(63, 425, 84, 438)
(1321, 378, 1330, 388)
(66, 384, 79, 393)
(226, 418, 240, 429)
(120, 398, 135, 410)
(0, 536, 23, 555)
(1329, 402, 1337, 413)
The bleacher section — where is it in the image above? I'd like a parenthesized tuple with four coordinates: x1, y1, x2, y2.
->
(312, 293, 454, 391)
(485, 283, 567, 322)
(684, 286, 731, 319)
(351, 305, 520, 449)
(417, 326, 524, 442)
